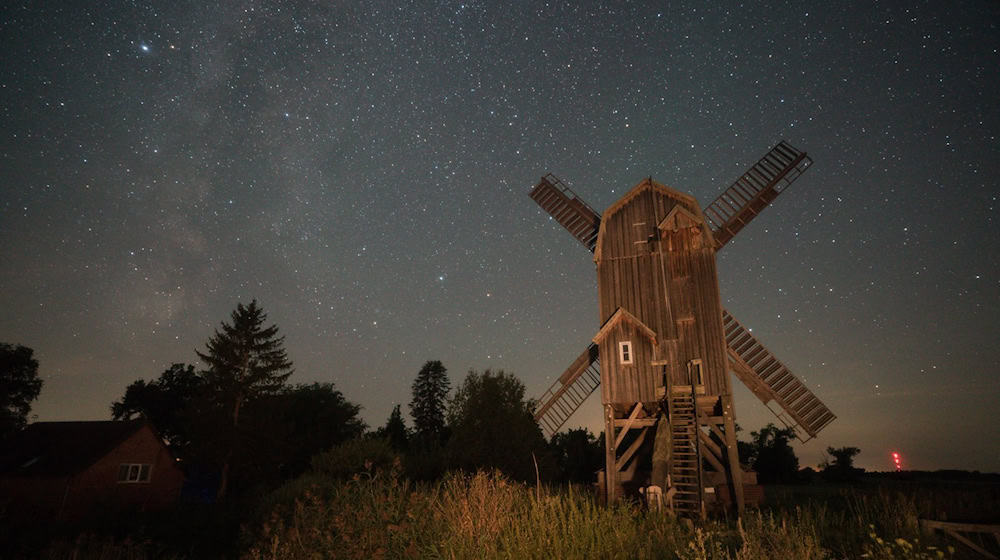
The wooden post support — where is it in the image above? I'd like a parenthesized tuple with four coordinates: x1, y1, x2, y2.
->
(604, 404, 618, 502)
(721, 394, 745, 513)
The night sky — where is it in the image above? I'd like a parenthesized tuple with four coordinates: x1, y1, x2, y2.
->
(2, 2, 998, 473)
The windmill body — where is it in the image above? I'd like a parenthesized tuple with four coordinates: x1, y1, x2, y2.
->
(594, 180, 729, 401)
(529, 141, 836, 516)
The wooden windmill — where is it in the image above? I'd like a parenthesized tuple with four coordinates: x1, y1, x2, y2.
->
(530, 141, 835, 516)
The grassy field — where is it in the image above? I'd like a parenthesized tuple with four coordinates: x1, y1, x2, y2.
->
(239, 471, 995, 560)
(26, 470, 1000, 559)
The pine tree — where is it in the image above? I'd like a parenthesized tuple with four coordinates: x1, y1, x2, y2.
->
(196, 300, 293, 499)
(409, 360, 449, 445)
(376, 404, 408, 451)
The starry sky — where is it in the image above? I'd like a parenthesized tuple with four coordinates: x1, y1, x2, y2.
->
(1, 2, 998, 473)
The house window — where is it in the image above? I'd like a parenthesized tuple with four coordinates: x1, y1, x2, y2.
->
(117, 463, 152, 483)
(619, 341, 633, 365)
(688, 359, 704, 386)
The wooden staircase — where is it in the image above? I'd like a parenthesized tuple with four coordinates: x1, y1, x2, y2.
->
(533, 343, 601, 437)
(723, 310, 836, 440)
(668, 388, 703, 518)
(704, 140, 812, 248)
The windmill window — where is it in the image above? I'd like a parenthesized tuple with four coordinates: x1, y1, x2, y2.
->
(619, 341, 633, 365)
(117, 463, 152, 483)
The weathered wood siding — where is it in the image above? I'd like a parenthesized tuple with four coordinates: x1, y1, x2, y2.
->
(597, 322, 658, 405)
(596, 180, 730, 403)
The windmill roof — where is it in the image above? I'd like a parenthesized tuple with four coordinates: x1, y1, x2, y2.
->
(593, 308, 658, 345)
(602, 178, 697, 219)
(594, 178, 707, 261)
(0, 419, 148, 477)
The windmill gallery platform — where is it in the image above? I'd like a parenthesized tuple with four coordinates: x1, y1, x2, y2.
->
(530, 141, 835, 518)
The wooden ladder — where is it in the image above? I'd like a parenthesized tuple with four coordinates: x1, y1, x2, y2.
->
(668, 387, 704, 518)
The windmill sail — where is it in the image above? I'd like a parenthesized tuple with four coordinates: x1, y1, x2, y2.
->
(530, 174, 601, 252)
(533, 343, 601, 437)
(704, 141, 812, 248)
(722, 310, 836, 440)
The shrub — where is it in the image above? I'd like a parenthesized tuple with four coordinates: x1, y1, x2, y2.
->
(309, 437, 400, 480)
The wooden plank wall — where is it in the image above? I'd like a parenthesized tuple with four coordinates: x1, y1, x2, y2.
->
(596, 181, 730, 404)
(598, 322, 657, 404)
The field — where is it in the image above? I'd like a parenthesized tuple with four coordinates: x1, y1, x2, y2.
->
(24, 470, 1000, 559)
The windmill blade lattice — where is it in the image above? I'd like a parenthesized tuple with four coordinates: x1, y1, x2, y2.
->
(533, 343, 601, 437)
(704, 141, 812, 248)
(723, 309, 836, 440)
(529, 174, 601, 252)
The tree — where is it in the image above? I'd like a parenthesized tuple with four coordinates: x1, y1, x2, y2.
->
(549, 428, 603, 485)
(747, 423, 799, 483)
(0, 343, 42, 441)
(111, 363, 204, 454)
(823, 446, 863, 482)
(446, 369, 552, 482)
(373, 404, 408, 451)
(409, 360, 449, 446)
(238, 382, 366, 485)
(196, 300, 293, 499)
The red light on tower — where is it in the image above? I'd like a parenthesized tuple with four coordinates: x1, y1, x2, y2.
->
(891, 452, 902, 472)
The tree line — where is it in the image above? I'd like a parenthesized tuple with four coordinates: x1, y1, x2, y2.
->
(2, 299, 864, 503)
(105, 301, 604, 499)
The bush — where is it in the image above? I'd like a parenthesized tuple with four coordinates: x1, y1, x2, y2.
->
(309, 437, 400, 480)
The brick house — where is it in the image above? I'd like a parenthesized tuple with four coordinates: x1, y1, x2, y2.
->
(0, 419, 184, 519)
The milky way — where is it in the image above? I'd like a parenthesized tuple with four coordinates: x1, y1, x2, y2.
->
(1, 2, 997, 471)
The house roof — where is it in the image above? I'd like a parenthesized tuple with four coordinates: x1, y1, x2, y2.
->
(0, 419, 148, 477)
(593, 308, 658, 345)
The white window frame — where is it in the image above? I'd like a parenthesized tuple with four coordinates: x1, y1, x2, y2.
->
(117, 463, 152, 483)
(619, 341, 633, 365)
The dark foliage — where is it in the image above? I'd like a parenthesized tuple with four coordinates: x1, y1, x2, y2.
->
(235, 382, 366, 488)
(0, 342, 42, 442)
(409, 360, 450, 446)
(110, 363, 203, 455)
(310, 437, 400, 480)
(823, 445, 864, 482)
(195, 300, 293, 499)
(746, 423, 799, 483)
(446, 369, 554, 482)
(373, 403, 409, 451)
(549, 427, 603, 485)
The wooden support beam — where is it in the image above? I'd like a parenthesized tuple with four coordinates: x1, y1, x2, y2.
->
(604, 404, 617, 502)
(721, 394, 745, 513)
(698, 410, 727, 444)
(615, 427, 648, 471)
(698, 430, 727, 473)
(614, 417, 657, 428)
(615, 403, 644, 449)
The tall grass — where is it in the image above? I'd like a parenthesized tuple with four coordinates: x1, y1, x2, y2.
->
(242, 471, 962, 560)
(26, 472, 975, 559)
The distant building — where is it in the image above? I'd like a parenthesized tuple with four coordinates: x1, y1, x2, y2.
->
(0, 419, 183, 520)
